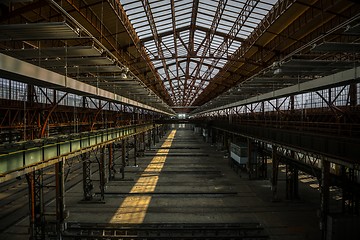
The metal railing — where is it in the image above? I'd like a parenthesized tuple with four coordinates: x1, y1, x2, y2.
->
(0, 123, 158, 183)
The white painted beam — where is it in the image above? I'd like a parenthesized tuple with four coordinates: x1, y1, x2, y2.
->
(0, 53, 172, 115)
(196, 66, 360, 114)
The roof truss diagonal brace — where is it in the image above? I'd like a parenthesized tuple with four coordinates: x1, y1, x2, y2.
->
(170, 0, 181, 104)
(222, 0, 296, 74)
(190, 0, 259, 104)
(141, 0, 175, 99)
(185, 0, 199, 105)
(185, 0, 228, 105)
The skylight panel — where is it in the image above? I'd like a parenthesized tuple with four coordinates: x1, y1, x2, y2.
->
(176, 16, 191, 24)
(179, 30, 189, 39)
(162, 36, 174, 44)
(157, 26, 171, 33)
(175, 7, 192, 16)
(126, 8, 143, 15)
(198, 7, 215, 17)
(134, 24, 151, 32)
(177, 48, 187, 56)
(126, 11, 147, 22)
(132, 20, 149, 28)
(226, 3, 245, 13)
(217, 25, 231, 33)
(174, 3, 192, 12)
(153, 14, 172, 23)
(120, 0, 277, 105)
(175, 20, 189, 27)
(255, 7, 271, 16)
(249, 13, 264, 22)
(200, 0, 217, 8)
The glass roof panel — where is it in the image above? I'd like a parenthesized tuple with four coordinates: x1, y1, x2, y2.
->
(120, 0, 277, 105)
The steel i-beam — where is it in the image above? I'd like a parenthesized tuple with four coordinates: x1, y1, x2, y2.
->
(320, 159, 330, 240)
(82, 153, 93, 201)
(55, 161, 65, 238)
(271, 146, 279, 202)
(108, 143, 115, 181)
(285, 162, 299, 200)
(147, 130, 152, 149)
(126, 138, 129, 166)
(98, 147, 105, 201)
(27, 170, 45, 240)
(247, 139, 254, 180)
(134, 135, 137, 166)
(121, 139, 126, 179)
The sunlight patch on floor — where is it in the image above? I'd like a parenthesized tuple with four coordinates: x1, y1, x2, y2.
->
(110, 130, 176, 224)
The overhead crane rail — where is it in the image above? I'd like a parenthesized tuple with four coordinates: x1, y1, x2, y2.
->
(0, 123, 159, 183)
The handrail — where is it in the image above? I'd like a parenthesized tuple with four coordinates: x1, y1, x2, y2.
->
(0, 123, 159, 183)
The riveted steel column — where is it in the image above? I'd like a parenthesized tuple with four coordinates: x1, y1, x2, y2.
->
(121, 139, 126, 179)
(126, 138, 129, 166)
(82, 153, 93, 201)
(259, 143, 267, 179)
(248, 139, 254, 180)
(139, 132, 145, 157)
(147, 130, 152, 150)
(341, 166, 359, 215)
(156, 126, 160, 143)
(27, 170, 45, 240)
(134, 134, 137, 166)
(271, 146, 279, 202)
(320, 159, 330, 240)
(108, 143, 115, 181)
(55, 161, 65, 238)
(99, 147, 105, 201)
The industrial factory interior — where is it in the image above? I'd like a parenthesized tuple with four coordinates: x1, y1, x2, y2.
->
(0, 0, 359, 239)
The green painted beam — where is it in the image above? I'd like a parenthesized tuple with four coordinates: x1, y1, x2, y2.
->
(0, 123, 158, 183)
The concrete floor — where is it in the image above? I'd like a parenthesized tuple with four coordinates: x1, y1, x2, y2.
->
(66, 126, 321, 239)
(2, 126, 325, 239)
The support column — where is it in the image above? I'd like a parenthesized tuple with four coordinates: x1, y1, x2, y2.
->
(147, 130, 152, 150)
(320, 159, 330, 240)
(248, 139, 254, 180)
(156, 126, 160, 143)
(271, 146, 279, 202)
(259, 143, 267, 179)
(293, 166, 299, 198)
(152, 129, 156, 146)
(341, 167, 359, 215)
(134, 135, 137, 166)
(286, 164, 299, 200)
(55, 161, 65, 238)
(108, 143, 115, 181)
(98, 147, 105, 201)
(126, 138, 129, 165)
(121, 139, 126, 179)
(139, 132, 145, 157)
(143, 132, 146, 151)
(27, 170, 45, 240)
(82, 153, 93, 201)
(211, 128, 216, 145)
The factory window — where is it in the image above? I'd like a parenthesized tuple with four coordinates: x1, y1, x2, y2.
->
(11, 80, 27, 101)
(332, 85, 349, 106)
(35, 86, 53, 104)
(252, 102, 262, 113)
(312, 90, 327, 108)
(0, 78, 10, 99)
(56, 90, 68, 106)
